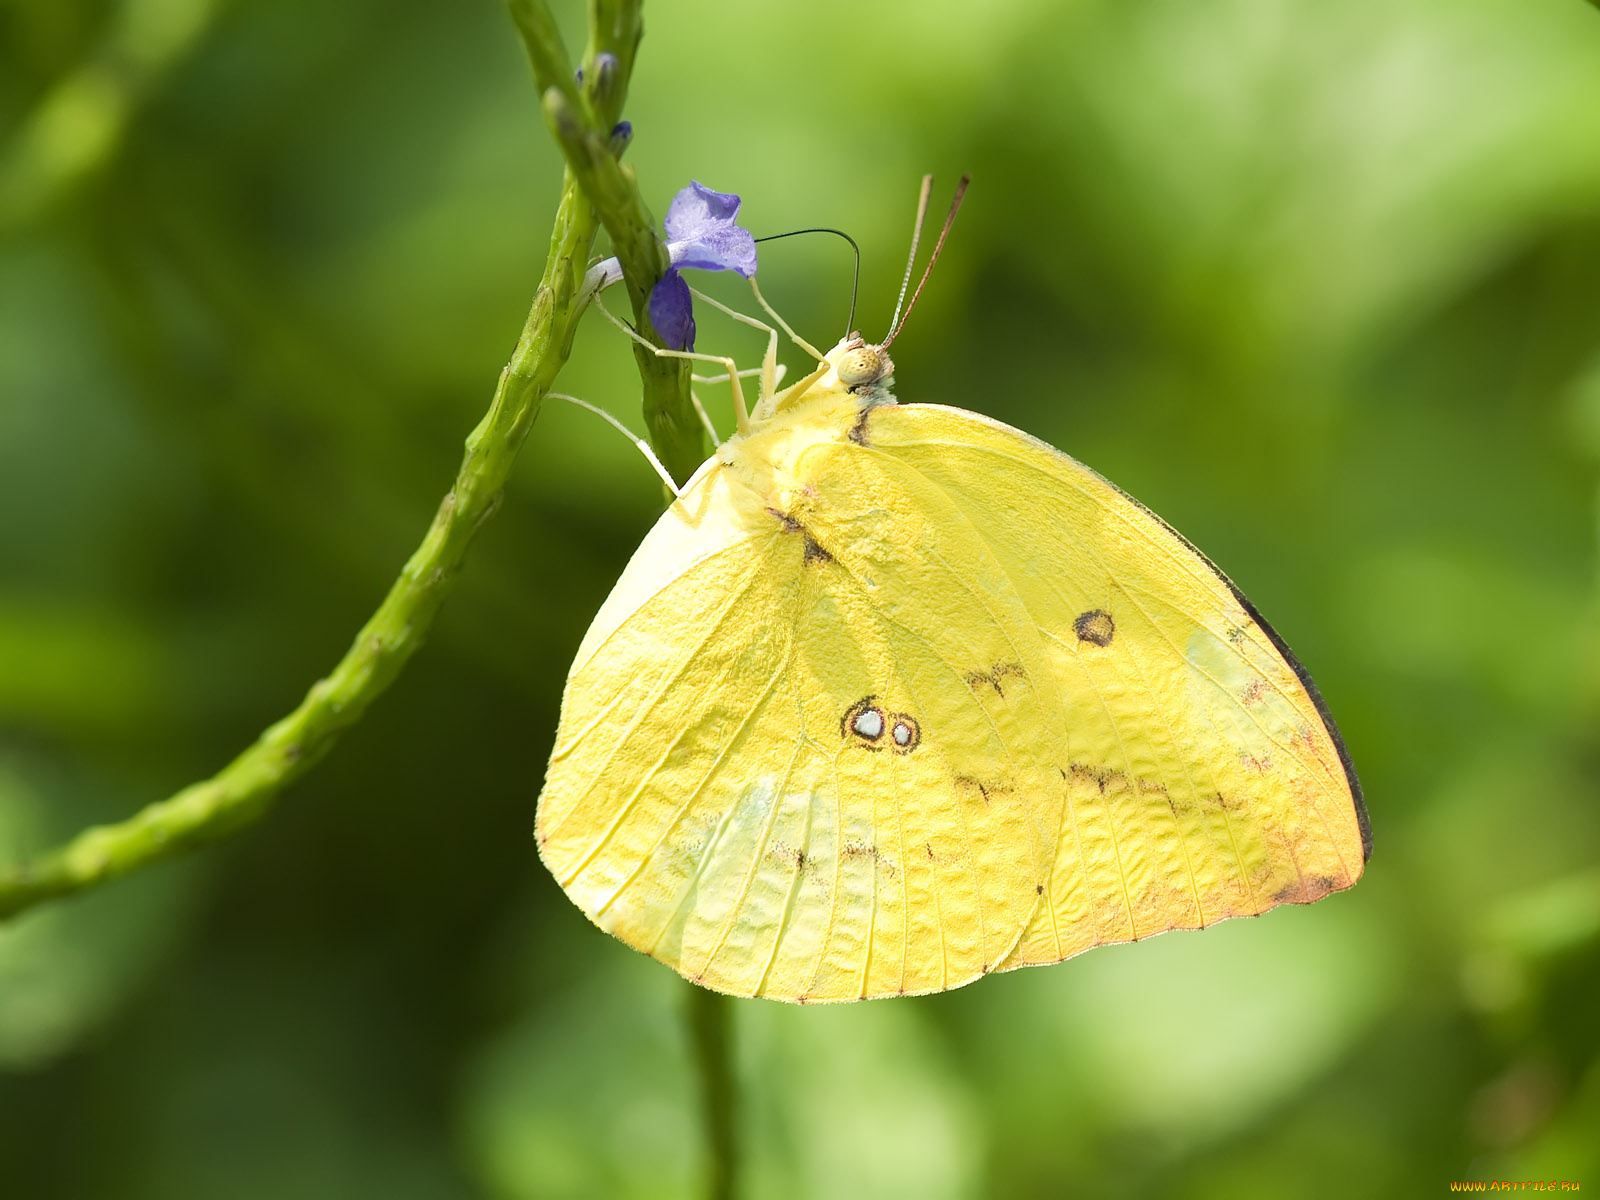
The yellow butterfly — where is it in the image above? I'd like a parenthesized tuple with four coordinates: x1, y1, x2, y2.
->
(536, 183, 1369, 1003)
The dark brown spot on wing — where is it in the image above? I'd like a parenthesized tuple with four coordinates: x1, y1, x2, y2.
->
(764, 506, 802, 532)
(954, 775, 992, 804)
(803, 535, 834, 564)
(1065, 762, 1181, 815)
(1215, 791, 1247, 814)
(767, 506, 833, 565)
(887, 712, 921, 754)
(767, 843, 809, 873)
(841, 696, 884, 741)
(1273, 874, 1346, 904)
(842, 839, 899, 878)
(848, 406, 873, 446)
(1066, 762, 1121, 793)
(963, 662, 1026, 698)
(1074, 609, 1115, 647)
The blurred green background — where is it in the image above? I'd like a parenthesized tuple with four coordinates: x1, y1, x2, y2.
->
(4, 0, 1600, 1196)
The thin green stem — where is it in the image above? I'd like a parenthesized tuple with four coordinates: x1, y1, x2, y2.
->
(0, 121, 606, 924)
(501, 16, 741, 1195)
(4, 7, 744, 1194)
(687, 984, 740, 1200)
(508, 0, 702, 485)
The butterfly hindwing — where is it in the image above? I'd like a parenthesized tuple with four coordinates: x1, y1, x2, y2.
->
(538, 456, 1061, 1000)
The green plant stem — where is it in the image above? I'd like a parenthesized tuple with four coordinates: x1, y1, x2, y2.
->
(687, 984, 740, 1200)
(505, 15, 739, 1196)
(3, 4, 743, 1193)
(0, 161, 603, 924)
(508, 0, 701, 485)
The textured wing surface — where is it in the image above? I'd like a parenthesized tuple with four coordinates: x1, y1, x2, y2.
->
(538, 402, 1367, 1000)
(537, 458, 1063, 1001)
(852, 404, 1369, 973)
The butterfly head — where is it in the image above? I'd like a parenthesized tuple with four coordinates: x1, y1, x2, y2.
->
(827, 334, 894, 393)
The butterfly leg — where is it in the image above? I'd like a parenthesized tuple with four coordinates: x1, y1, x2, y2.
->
(687, 284, 784, 408)
(748, 276, 827, 364)
(593, 293, 753, 435)
(659, 349, 750, 435)
(687, 388, 722, 449)
(544, 392, 687, 507)
(688, 366, 794, 447)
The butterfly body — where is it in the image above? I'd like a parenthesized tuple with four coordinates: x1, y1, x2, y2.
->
(537, 340, 1369, 1002)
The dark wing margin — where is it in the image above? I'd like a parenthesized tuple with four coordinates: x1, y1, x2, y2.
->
(1220, 581, 1371, 863)
(1118, 487, 1372, 864)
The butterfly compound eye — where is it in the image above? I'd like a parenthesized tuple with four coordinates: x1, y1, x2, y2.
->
(837, 345, 887, 389)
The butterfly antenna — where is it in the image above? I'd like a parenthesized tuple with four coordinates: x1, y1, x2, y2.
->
(885, 175, 934, 340)
(755, 227, 861, 338)
(882, 173, 970, 351)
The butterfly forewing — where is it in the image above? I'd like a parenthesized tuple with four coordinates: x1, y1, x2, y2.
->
(857, 404, 1367, 971)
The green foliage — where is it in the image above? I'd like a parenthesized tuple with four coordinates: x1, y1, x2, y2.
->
(3, 0, 1600, 1195)
(463, 951, 981, 1200)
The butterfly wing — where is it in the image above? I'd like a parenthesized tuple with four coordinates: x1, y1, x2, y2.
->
(842, 403, 1369, 974)
(537, 402, 1368, 1001)
(537, 460, 1063, 1001)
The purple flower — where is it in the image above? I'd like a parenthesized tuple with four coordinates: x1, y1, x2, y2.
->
(662, 182, 758, 278)
(582, 181, 758, 351)
(648, 268, 695, 354)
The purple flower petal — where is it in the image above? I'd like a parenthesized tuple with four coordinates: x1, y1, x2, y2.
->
(665, 181, 741, 232)
(663, 181, 758, 278)
(648, 268, 696, 351)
